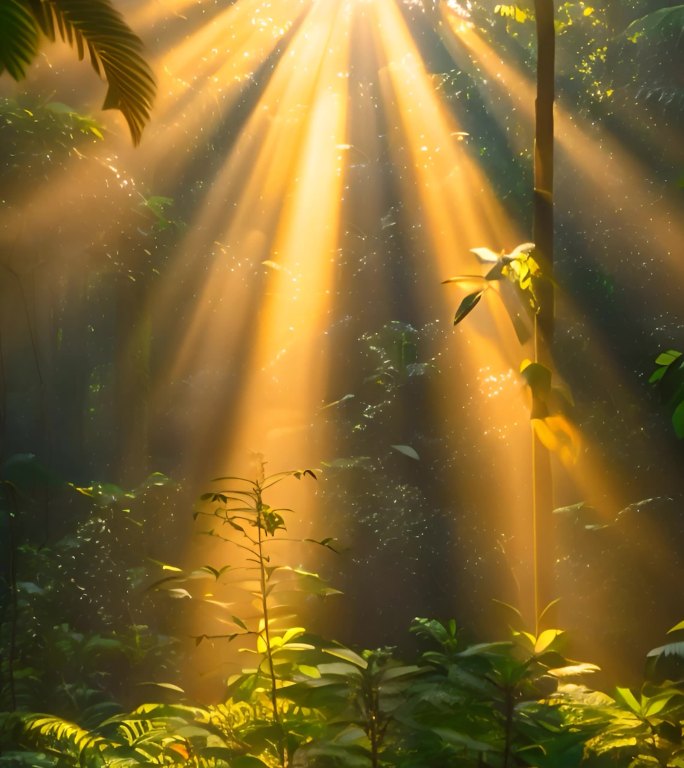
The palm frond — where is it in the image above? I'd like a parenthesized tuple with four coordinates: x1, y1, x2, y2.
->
(28, 0, 156, 145)
(0, 0, 40, 79)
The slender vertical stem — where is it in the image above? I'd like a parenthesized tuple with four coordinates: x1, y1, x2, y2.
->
(256, 486, 285, 768)
(531, 0, 556, 629)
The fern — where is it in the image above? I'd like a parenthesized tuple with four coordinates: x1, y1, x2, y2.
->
(0, 0, 155, 144)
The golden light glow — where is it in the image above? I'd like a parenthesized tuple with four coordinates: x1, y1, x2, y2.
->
(2, 0, 681, 687)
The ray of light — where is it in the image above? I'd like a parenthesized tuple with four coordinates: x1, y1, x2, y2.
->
(150, 1, 356, 689)
(435, 10, 684, 632)
(444, 18, 684, 293)
(4, 0, 681, 680)
(345, 0, 548, 616)
(151, 0, 352, 406)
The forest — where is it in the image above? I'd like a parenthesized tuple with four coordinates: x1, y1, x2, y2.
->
(1, 0, 683, 765)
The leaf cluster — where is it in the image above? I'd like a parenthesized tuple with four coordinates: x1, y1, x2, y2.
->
(6, 617, 683, 767)
(0, 0, 156, 144)
(649, 350, 684, 439)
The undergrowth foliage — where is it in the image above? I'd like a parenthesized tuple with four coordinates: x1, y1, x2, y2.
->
(2, 462, 683, 767)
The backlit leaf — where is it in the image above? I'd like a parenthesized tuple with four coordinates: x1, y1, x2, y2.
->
(470, 247, 500, 263)
(324, 647, 368, 669)
(166, 588, 192, 599)
(534, 628, 564, 654)
(655, 350, 682, 366)
(391, 444, 420, 460)
(137, 682, 185, 693)
(672, 401, 684, 438)
(614, 686, 641, 714)
(453, 290, 485, 326)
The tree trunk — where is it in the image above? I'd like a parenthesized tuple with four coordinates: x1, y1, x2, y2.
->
(531, 0, 555, 630)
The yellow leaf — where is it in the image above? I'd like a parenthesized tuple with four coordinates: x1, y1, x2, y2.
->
(532, 415, 582, 466)
(535, 628, 563, 654)
(583, 7, 594, 15)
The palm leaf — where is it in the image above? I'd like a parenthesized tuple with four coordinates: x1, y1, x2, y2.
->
(27, 0, 156, 144)
(0, 0, 40, 79)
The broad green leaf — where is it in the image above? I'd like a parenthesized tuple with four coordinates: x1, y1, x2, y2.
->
(432, 727, 495, 752)
(297, 664, 321, 678)
(323, 647, 368, 669)
(655, 350, 682, 366)
(379, 664, 424, 681)
(391, 444, 420, 460)
(453, 290, 485, 326)
(614, 686, 641, 714)
(643, 695, 672, 718)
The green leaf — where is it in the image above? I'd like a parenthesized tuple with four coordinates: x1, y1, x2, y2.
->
(0, 0, 39, 79)
(137, 681, 185, 693)
(453, 290, 485, 326)
(672, 400, 684, 438)
(31, 0, 156, 145)
(643, 695, 672, 718)
(432, 727, 495, 752)
(614, 686, 641, 714)
(231, 615, 249, 631)
(323, 647, 368, 669)
(390, 444, 420, 460)
(655, 350, 682, 366)
(649, 366, 667, 383)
